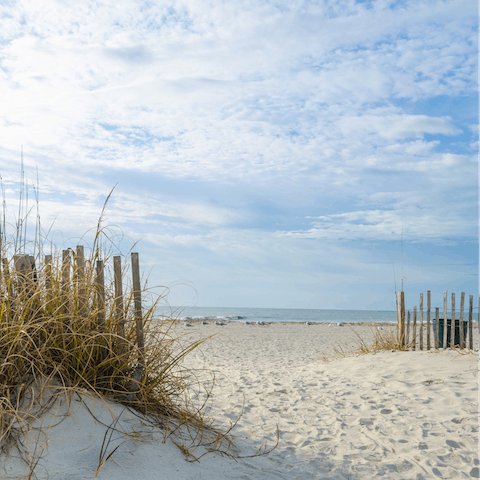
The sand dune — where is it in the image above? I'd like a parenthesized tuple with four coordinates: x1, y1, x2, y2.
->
(2, 322, 478, 479)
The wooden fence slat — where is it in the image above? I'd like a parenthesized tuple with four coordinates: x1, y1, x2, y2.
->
(62, 250, 70, 293)
(406, 311, 410, 349)
(96, 260, 105, 331)
(451, 293, 455, 349)
(443, 291, 448, 350)
(44, 255, 52, 302)
(468, 295, 473, 350)
(2, 258, 11, 320)
(435, 307, 439, 349)
(61, 249, 71, 314)
(396, 291, 401, 344)
(113, 256, 125, 346)
(419, 294, 423, 351)
(427, 290, 431, 350)
(0, 258, 4, 306)
(412, 306, 417, 351)
(76, 246, 86, 317)
(1, 257, 5, 287)
(13, 254, 35, 295)
(128, 252, 145, 401)
(459, 292, 465, 350)
(131, 253, 144, 350)
(400, 291, 405, 348)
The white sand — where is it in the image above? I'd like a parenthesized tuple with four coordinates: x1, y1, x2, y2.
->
(2, 321, 479, 479)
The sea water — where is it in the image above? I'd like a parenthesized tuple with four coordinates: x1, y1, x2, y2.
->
(154, 306, 400, 324)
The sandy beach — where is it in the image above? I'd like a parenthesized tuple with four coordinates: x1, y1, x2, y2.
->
(2, 321, 479, 479)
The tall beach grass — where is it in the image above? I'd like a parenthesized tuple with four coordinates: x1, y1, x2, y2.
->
(0, 186, 248, 475)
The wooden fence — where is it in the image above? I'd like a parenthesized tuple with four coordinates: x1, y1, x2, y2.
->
(4, 247, 145, 398)
(397, 291, 479, 350)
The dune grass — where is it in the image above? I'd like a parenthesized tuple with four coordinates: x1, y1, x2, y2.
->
(322, 322, 477, 363)
(0, 188, 255, 476)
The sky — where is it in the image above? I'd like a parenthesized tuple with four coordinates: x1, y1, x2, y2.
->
(0, 0, 478, 311)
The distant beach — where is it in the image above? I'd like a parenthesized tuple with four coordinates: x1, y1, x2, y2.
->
(155, 306, 402, 324)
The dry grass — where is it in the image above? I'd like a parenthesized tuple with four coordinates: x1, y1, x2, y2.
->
(0, 188, 270, 476)
(322, 322, 478, 363)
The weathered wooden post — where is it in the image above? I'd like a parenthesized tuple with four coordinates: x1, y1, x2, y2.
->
(128, 252, 145, 401)
(113, 256, 125, 349)
(61, 249, 71, 316)
(0, 257, 5, 297)
(0, 258, 4, 302)
(61, 250, 70, 293)
(406, 311, 410, 349)
(450, 293, 455, 349)
(443, 291, 448, 349)
(468, 295, 473, 350)
(435, 308, 439, 349)
(12, 255, 36, 321)
(96, 260, 105, 331)
(13, 254, 36, 295)
(426, 290, 431, 350)
(76, 246, 86, 317)
(396, 291, 401, 344)
(44, 255, 52, 305)
(459, 292, 465, 350)
(419, 294, 423, 351)
(412, 306, 417, 351)
(2, 258, 11, 323)
(400, 291, 405, 348)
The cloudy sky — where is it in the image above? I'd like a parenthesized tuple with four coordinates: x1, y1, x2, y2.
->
(0, 0, 477, 311)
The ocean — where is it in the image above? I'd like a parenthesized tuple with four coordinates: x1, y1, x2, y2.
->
(154, 306, 400, 324)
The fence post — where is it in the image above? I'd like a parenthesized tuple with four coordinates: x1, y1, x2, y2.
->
(426, 290, 431, 350)
(468, 295, 473, 350)
(435, 308, 439, 349)
(396, 291, 400, 343)
(419, 294, 423, 351)
(96, 260, 105, 331)
(400, 291, 405, 348)
(406, 311, 410, 349)
(443, 291, 448, 350)
(452, 293, 457, 347)
(61, 249, 70, 294)
(459, 292, 465, 350)
(412, 306, 417, 351)
(44, 255, 52, 305)
(76, 246, 86, 318)
(128, 252, 145, 401)
(61, 249, 71, 315)
(13, 254, 35, 295)
(2, 258, 11, 323)
(0, 258, 5, 297)
(113, 256, 125, 348)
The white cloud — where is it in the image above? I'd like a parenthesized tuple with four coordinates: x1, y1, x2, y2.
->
(337, 113, 461, 140)
(287, 183, 477, 243)
(0, 0, 476, 308)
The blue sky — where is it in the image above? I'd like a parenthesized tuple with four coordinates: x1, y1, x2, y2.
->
(0, 0, 477, 311)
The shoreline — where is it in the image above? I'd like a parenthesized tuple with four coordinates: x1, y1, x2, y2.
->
(162, 317, 480, 327)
